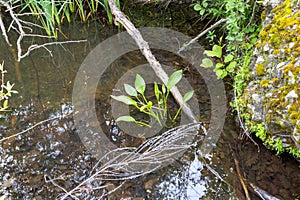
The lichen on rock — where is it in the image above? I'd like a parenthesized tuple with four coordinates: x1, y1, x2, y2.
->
(244, 0, 300, 157)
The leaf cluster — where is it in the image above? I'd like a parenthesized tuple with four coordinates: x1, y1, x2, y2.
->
(200, 42, 237, 79)
(111, 70, 194, 127)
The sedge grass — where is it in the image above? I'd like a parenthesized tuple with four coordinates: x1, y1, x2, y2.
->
(6, 0, 117, 37)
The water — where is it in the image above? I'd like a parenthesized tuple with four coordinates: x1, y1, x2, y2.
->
(0, 3, 299, 199)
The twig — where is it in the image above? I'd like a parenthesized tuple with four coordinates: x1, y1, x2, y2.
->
(19, 40, 87, 60)
(244, 0, 257, 30)
(0, 112, 72, 143)
(107, 0, 197, 123)
(249, 183, 280, 200)
(230, 145, 251, 200)
(178, 18, 227, 53)
(0, 12, 12, 46)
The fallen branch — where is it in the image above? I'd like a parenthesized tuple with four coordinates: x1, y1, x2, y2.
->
(178, 18, 227, 53)
(108, 0, 197, 123)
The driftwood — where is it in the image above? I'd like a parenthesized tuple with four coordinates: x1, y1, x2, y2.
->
(107, 0, 197, 123)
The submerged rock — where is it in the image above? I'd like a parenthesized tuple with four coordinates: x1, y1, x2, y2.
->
(244, 0, 300, 157)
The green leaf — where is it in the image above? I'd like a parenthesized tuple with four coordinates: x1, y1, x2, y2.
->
(200, 9, 205, 15)
(212, 45, 222, 58)
(221, 70, 228, 78)
(215, 69, 224, 79)
(226, 61, 237, 72)
(224, 54, 234, 63)
(202, 2, 208, 8)
(167, 70, 182, 90)
(216, 63, 225, 69)
(116, 116, 136, 122)
(193, 4, 201, 11)
(139, 104, 148, 112)
(200, 58, 213, 68)
(124, 84, 137, 96)
(204, 50, 219, 57)
(183, 90, 194, 102)
(3, 100, 8, 109)
(135, 74, 146, 94)
(111, 95, 137, 105)
(4, 81, 13, 93)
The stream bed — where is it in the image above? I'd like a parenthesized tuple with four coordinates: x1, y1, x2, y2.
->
(0, 3, 299, 200)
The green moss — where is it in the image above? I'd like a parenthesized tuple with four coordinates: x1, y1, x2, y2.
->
(241, 0, 300, 158)
(260, 79, 270, 87)
(256, 63, 265, 75)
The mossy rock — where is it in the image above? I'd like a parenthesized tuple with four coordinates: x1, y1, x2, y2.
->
(243, 0, 300, 158)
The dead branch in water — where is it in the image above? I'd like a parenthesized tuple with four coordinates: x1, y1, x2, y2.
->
(56, 123, 205, 199)
(107, 0, 197, 123)
(0, 1, 86, 62)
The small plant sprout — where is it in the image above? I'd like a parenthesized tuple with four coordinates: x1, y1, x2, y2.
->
(111, 70, 194, 127)
(0, 62, 18, 115)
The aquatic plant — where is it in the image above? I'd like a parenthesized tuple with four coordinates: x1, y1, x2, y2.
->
(0, 62, 18, 117)
(111, 70, 194, 127)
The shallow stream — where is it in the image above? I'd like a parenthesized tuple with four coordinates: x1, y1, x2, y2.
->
(0, 3, 299, 200)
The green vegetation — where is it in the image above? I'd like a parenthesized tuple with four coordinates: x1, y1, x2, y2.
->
(193, 0, 262, 116)
(111, 70, 194, 127)
(200, 38, 237, 79)
(1, 0, 298, 158)
(195, 0, 261, 109)
(196, 0, 300, 157)
(8, 0, 119, 37)
(0, 62, 18, 118)
(193, 0, 261, 52)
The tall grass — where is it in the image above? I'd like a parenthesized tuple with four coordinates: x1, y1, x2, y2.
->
(7, 0, 119, 38)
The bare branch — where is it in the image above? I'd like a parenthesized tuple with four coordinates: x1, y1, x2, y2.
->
(0, 12, 12, 46)
(178, 18, 227, 53)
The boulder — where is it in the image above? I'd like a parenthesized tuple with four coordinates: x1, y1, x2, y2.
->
(244, 0, 300, 157)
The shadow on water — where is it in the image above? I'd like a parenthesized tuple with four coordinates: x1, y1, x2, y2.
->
(0, 2, 299, 200)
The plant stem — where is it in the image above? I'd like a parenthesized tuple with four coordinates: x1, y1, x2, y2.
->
(173, 106, 182, 122)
